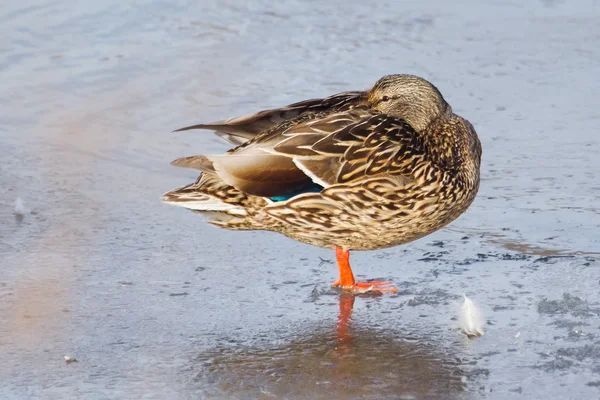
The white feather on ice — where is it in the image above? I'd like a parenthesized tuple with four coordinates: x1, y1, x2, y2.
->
(459, 294, 485, 337)
(14, 198, 28, 216)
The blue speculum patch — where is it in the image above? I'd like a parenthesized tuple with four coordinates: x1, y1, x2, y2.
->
(270, 183, 324, 202)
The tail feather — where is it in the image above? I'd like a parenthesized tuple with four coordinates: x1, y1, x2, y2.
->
(174, 122, 255, 138)
(161, 177, 247, 216)
(161, 188, 246, 216)
(170, 155, 215, 172)
(173, 121, 260, 145)
(161, 173, 271, 230)
(173, 91, 366, 145)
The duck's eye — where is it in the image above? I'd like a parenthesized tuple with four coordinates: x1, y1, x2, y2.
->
(381, 96, 390, 102)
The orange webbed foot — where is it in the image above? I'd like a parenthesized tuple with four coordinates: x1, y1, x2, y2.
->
(332, 247, 398, 293)
(331, 279, 398, 293)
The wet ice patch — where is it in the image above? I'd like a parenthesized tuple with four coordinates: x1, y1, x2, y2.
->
(538, 293, 598, 317)
(459, 294, 484, 338)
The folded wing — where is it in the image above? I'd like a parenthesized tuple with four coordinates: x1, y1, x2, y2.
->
(171, 107, 426, 199)
(174, 91, 366, 144)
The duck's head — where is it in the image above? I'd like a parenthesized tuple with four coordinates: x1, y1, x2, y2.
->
(367, 74, 451, 131)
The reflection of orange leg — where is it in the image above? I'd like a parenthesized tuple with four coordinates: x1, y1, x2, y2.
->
(336, 293, 355, 343)
(331, 247, 398, 293)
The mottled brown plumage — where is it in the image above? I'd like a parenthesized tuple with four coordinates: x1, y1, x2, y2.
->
(163, 74, 481, 258)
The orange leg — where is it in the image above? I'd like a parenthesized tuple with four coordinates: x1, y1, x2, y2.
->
(331, 247, 398, 293)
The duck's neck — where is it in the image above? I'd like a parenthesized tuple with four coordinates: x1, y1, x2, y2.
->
(420, 113, 481, 188)
(404, 102, 452, 133)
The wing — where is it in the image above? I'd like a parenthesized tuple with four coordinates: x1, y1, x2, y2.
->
(174, 91, 366, 144)
(176, 109, 427, 199)
(260, 114, 436, 231)
(270, 110, 428, 187)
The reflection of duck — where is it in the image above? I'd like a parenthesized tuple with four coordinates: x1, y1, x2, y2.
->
(163, 75, 481, 293)
(193, 293, 469, 399)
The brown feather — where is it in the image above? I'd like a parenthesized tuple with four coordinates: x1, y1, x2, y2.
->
(206, 151, 313, 197)
(174, 91, 366, 143)
(269, 111, 424, 187)
(170, 155, 215, 172)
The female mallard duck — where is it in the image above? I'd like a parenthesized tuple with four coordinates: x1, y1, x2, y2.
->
(162, 74, 482, 293)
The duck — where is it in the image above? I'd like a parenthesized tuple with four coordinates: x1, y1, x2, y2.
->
(162, 74, 482, 293)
